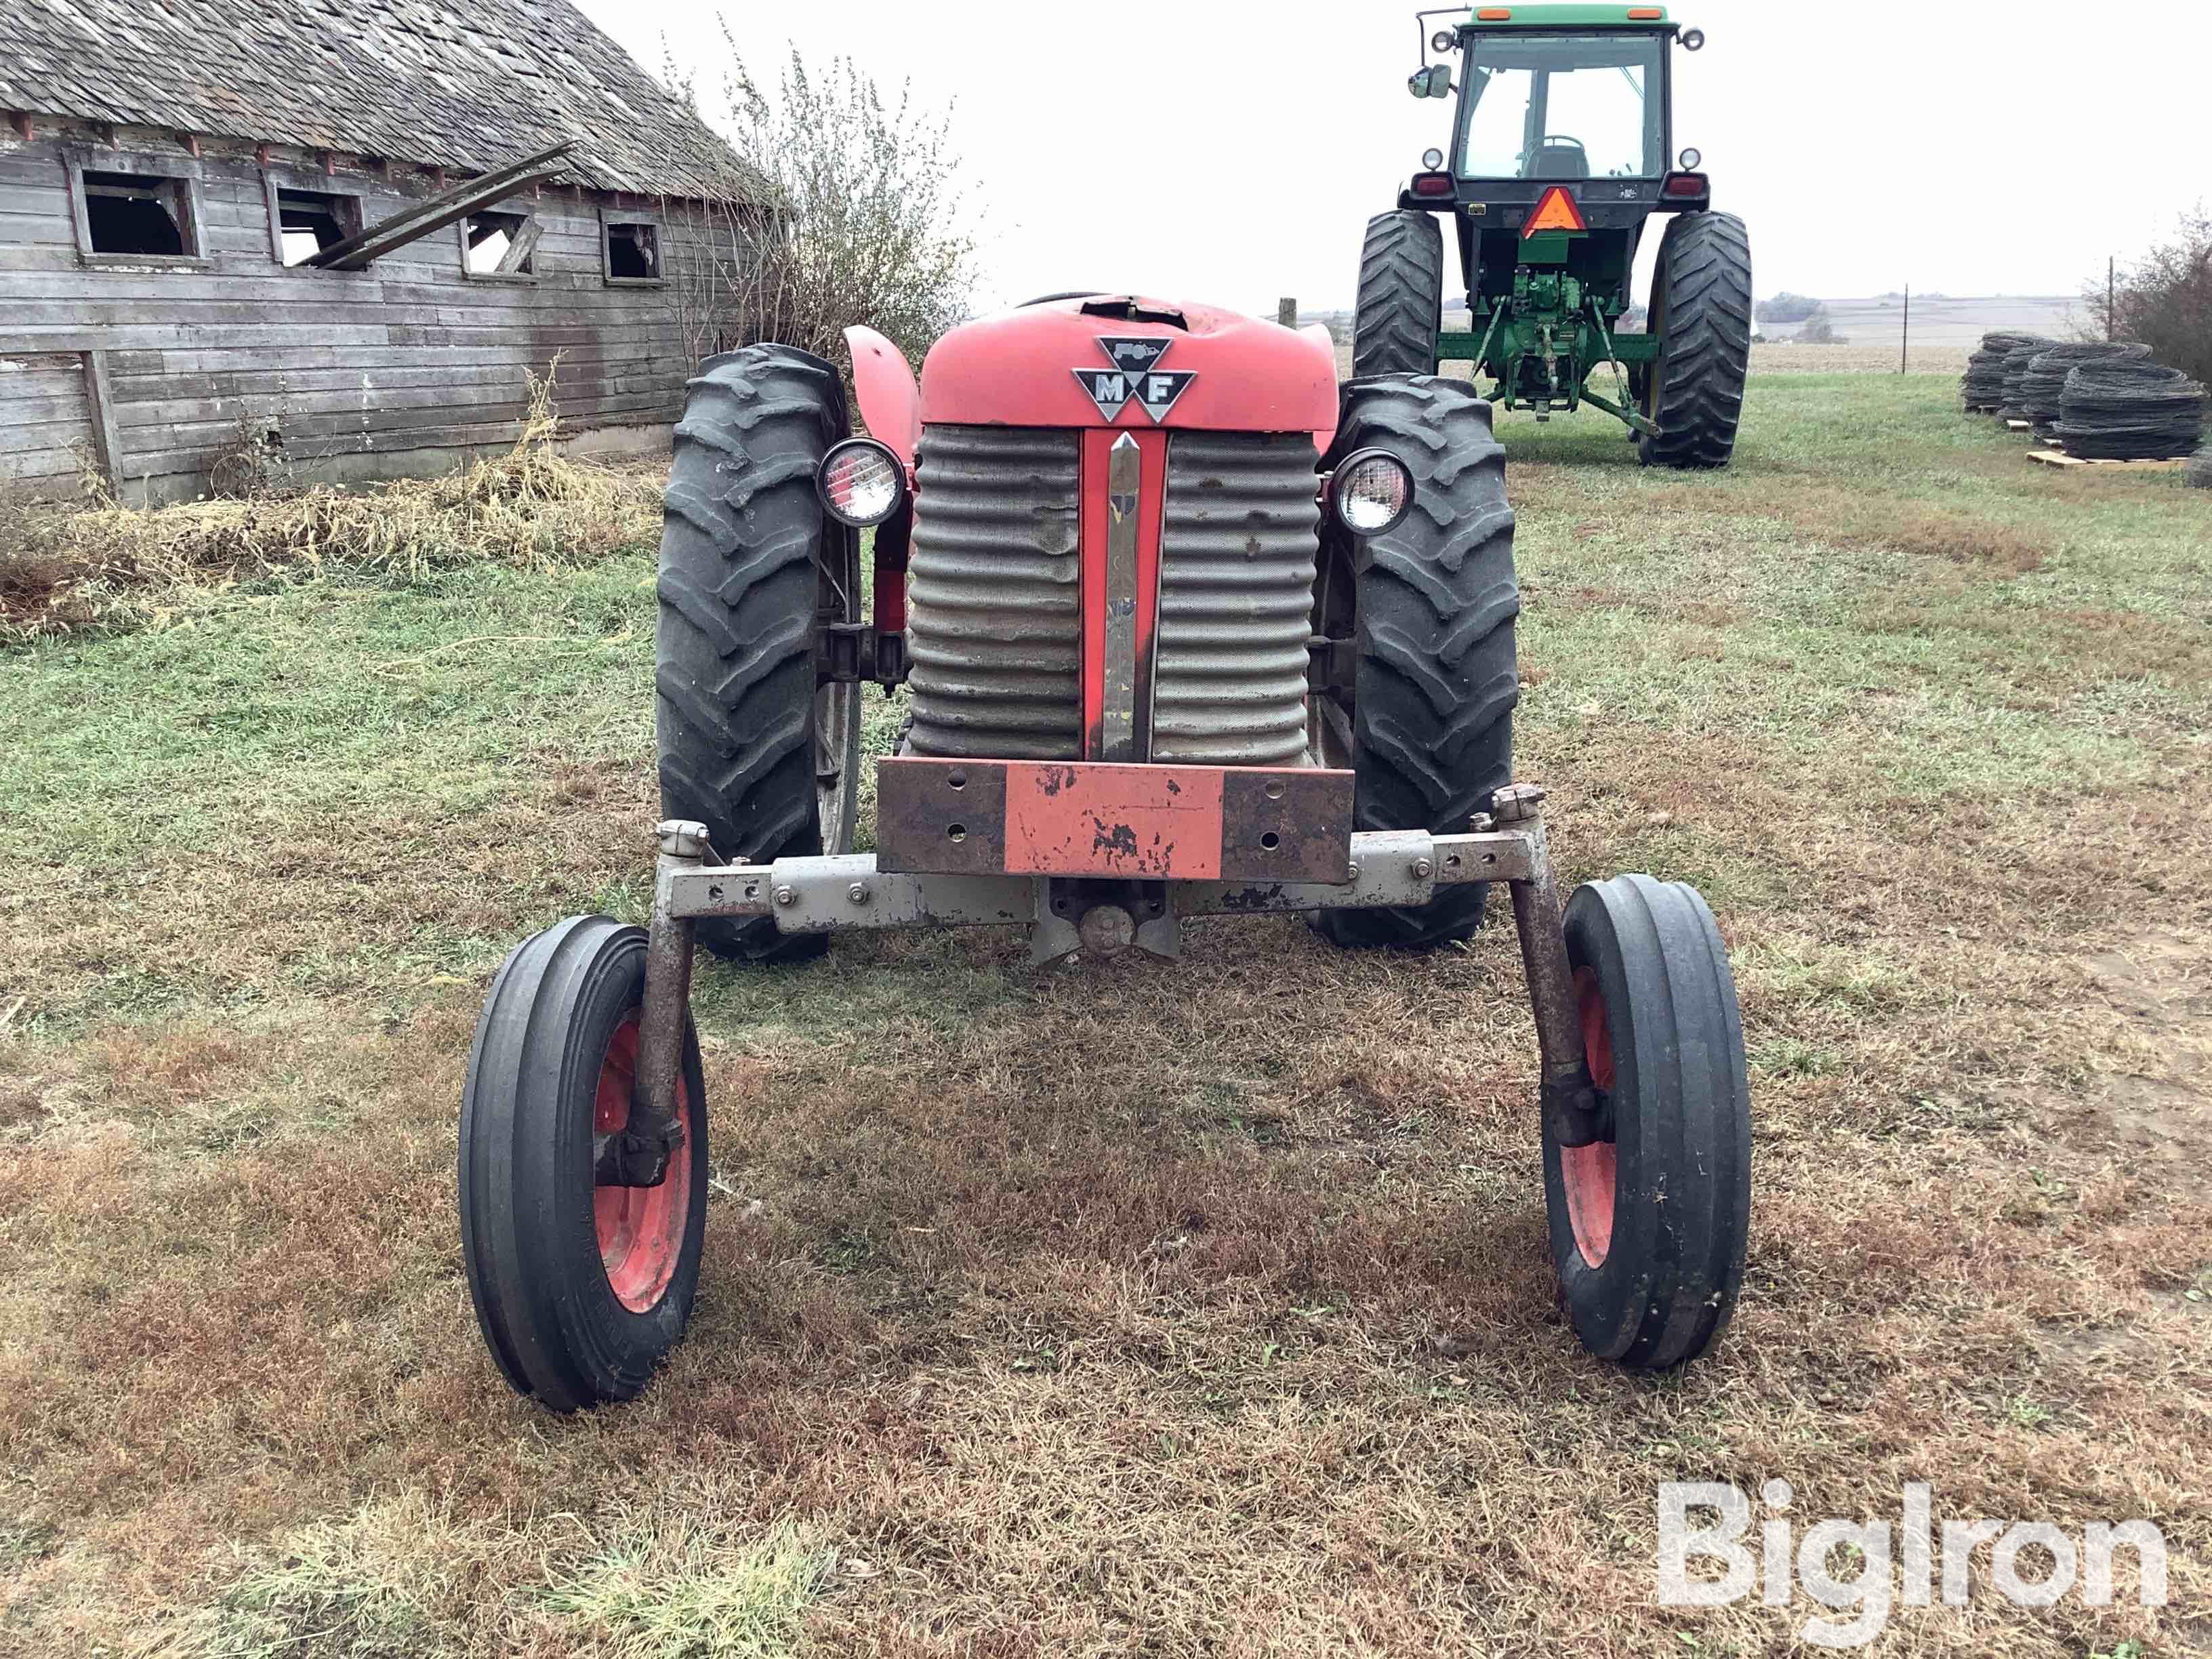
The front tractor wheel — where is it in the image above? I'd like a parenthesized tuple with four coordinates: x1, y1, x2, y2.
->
(459, 916, 710, 1412)
(657, 344, 862, 964)
(1311, 377, 1519, 949)
(1352, 211, 1443, 377)
(1637, 211, 1754, 470)
(1542, 875, 1752, 1370)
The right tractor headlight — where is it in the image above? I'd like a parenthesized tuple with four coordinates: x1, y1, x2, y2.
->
(1330, 449, 1415, 537)
(817, 437, 907, 527)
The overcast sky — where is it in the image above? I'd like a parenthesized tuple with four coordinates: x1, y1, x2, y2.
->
(580, 0, 2211, 315)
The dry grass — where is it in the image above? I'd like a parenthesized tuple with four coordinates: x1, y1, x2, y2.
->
(1751, 344, 1973, 377)
(2, 375, 2209, 1655)
(0, 369, 661, 642)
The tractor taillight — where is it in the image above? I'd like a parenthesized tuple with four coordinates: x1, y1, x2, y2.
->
(1330, 450, 1414, 537)
(818, 437, 907, 527)
(1662, 171, 1710, 199)
(1412, 171, 1455, 198)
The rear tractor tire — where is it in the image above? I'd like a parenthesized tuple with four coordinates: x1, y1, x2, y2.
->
(1637, 211, 1754, 470)
(1542, 874, 1752, 1370)
(656, 344, 862, 964)
(459, 916, 710, 1411)
(1353, 211, 1444, 378)
(1312, 376, 1519, 949)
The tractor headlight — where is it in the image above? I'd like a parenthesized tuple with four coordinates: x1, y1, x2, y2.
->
(817, 438, 907, 527)
(1330, 449, 1415, 537)
(1681, 26, 1705, 49)
(1678, 146, 1702, 170)
(1431, 28, 1456, 51)
(1422, 147, 1446, 171)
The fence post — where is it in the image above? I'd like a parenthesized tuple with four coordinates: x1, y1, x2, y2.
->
(1900, 283, 1910, 375)
(1277, 297, 1298, 329)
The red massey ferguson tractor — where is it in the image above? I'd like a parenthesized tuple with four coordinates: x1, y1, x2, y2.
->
(458, 294, 1753, 1412)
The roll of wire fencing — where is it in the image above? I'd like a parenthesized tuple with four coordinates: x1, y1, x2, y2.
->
(2020, 342, 2152, 435)
(2187, 445, 2212, 490)
(2054, 360, 2208, 461)
(1997, 340, 2060, 419)
(1963, 332, 2051, 412)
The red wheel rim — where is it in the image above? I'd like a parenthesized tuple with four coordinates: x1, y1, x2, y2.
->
(1561, 966, 1617, 1269)
(590, 1010, 692, 1313)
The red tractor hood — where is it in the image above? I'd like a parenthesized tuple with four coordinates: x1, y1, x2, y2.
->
(919, 295, 1339, 438)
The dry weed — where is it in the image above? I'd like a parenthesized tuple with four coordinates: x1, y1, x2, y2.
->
(0, 367, 661, 642)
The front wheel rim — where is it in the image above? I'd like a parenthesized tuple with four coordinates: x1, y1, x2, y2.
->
(590, 1011, 693, 1313)
(1561, 965, 1618, 1269)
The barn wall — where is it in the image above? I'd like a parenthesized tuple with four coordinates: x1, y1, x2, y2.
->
(0, 125, 726, 504)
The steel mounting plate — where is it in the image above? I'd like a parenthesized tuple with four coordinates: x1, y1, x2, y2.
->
(876, 758, 1354, 883)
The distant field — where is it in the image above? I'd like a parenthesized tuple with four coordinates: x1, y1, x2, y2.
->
(1812, 293, 2079, 351)
(1312, 294, 2077, 380)
(4, 375, 2208, 1654)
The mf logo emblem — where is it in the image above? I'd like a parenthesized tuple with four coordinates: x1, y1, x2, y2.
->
(1074, 336, 1196, 424)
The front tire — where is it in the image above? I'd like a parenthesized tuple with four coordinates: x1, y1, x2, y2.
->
(656, 345, 862, 964)
(1313, 377, 1519, 949)
(1542, 875, 1751, 1370)
(1637, 212, 1754, 470)
(459, 916, 710, 1412)
(1353, 211, 1444, 378)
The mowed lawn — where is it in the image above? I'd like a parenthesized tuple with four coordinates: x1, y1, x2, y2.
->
(2, 375, 2208, 1656)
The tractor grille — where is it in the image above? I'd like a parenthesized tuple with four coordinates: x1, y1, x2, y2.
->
(903, 425, 1319, 764)
(906, 426, 1084, 759)
(1152, 431, 1319, 765)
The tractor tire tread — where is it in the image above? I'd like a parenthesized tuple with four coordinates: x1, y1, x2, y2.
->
(1639, 212, 1753, 470)
(1353, 211, 1445, 379)
(655, 344, 848, 964)
(1317, 375, 1519, 949)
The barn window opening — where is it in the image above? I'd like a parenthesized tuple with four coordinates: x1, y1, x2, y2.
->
(277, 188, 361, 265)
(465, 209, 536, 276)
(605, 219, 660, 281)
(82, 170, 195, 256)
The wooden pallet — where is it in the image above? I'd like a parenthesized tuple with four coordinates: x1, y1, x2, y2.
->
(2027, 449, 2187, 470)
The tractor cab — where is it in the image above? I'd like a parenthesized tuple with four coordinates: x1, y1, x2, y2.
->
(1361, 3, 1746, 467)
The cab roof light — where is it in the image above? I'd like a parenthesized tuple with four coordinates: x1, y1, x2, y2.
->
(1523, 185, 1589, 237)
(1626, 7, 1665, 17)
(1476, 8, 1512, 20)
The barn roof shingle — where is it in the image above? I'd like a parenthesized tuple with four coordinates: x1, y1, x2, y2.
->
(0, 0, 760, 203)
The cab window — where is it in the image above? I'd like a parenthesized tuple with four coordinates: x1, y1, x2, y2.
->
(1456, 33, 1666, 180)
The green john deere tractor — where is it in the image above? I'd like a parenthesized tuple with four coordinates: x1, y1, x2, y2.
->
(1357, 3, 1753, 467)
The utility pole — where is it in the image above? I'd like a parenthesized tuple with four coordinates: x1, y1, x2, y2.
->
(1900, 282, 1910, 375)
(1278, 297, 1298, 329)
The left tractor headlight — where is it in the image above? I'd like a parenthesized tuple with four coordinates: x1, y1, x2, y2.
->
(1330, 449, 1415, 537)
(818, 438, 907, 527)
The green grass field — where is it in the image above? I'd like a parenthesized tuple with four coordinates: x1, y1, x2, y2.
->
(3, 375, 2208, 1654)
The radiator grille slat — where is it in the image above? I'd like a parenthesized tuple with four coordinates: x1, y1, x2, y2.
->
(1152, 431, 1319, 764)
(903, 425, 1319, 766)
(906, 426, 1083, 759)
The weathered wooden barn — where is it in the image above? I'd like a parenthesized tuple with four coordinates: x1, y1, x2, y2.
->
(0, 0, 762, 502)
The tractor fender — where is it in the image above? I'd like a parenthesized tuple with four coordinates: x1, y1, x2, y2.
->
(843, 325, 921, 469)
(1300, 323, 1338, 453)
